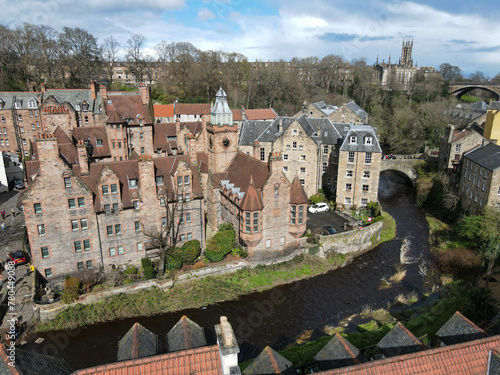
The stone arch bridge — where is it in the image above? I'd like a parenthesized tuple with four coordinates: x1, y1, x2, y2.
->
(449, 84, 500, 101)
(380, 157, 423, 184)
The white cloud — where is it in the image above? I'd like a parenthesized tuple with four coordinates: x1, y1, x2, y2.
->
(198, 8, 216, 21)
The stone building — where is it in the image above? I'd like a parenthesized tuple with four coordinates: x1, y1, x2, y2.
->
(458, 142, 500, 214)
(296, 101, 368, 124)
(438, 125, 484, 174)
(484, 102, 500, 143)
(21, 132, 204, 282)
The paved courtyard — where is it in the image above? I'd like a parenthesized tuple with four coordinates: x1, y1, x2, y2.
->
(306, 210, 349, 234)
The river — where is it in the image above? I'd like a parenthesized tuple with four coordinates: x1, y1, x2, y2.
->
(25, 170, 431, 370)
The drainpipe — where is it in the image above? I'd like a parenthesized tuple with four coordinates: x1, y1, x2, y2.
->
(95, 213, 105, 271)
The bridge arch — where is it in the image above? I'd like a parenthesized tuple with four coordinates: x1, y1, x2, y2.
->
(449, 85, 500, 101)
(380, 158, 420, 186)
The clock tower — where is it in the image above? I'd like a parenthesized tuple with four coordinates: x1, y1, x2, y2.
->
(207, 87, 238, 173)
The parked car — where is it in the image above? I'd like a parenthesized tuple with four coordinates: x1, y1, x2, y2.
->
(8, 251, 29, 266)
(322, 225, 337, 235)
(13, 179, 24, 190)
(309, 202, 329, 213)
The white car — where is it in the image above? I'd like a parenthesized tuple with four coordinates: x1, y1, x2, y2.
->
(308, 203, 329, 213)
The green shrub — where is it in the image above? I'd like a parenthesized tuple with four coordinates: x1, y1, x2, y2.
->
(366, 201, 381, 217)
(123, 266, 138, 275)
(309, 191, 325, 204)
(232, 245, 248, 258)
(165, 250, 183, 271)
(61, 277, 81, 304)
(141, 258, 155, 280)
(180, 240, 201, 264)
(205, 224, 236, 262)
(122, 278, 133, 285)
(205, 239, 226, 262)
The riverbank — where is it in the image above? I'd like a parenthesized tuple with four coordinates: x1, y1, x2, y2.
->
(37, 212, 396, 332)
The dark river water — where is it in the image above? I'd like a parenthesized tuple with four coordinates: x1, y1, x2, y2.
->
(26, 171, 431, 370)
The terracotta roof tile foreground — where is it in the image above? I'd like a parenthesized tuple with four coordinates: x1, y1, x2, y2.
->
(154, 104, 174, 118)
(73, 345, 222, 375)
(244, 108, 278, 120)
(320, 335, 500, 375)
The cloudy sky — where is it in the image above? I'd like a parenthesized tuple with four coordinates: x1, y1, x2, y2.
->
(1, 0, 500, 76)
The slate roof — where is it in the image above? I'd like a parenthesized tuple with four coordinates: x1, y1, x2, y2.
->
(243, 346, 295, 375)
(301, 116, 341, 145)
(346, 101, 369, 121)
(436, 311, 486, 346)
(212, 87, 232, 114)
(314, 333, 367, 371)
(339, 125, 382, 154)
(244, 108, 278, 120)
(312, 101, 338, 116)
(0, 92, 40, 110)
(464, 142, 500, 171)
(175, 103, 211, 116)
(106, 93, 151, 124)
(167, 316, 207, 352)
(44, 89, 98, 113)
(153, 104, 174, 118)
(0, 346, 72, 375)
(73, 345, 222, 375)
(377, 322, 426, 358)
(117, 322, 158, 361)
(72, 127, 111, 158)
(489, 101, 500, 111)
(319, 334, 500, 375)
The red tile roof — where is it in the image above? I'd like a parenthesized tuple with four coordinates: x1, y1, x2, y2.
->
(54, 126, 78, 164)
(213, 152, 269, 193)
(154, 104, 174, 118)
(73, 345, 222, 375)
(72, 127, 111, 158)
(450, 129, 472, 143)
(240, 176, 264, 211)
(153, 123, 178, 152)
(290, 176, 308, 204)
(175, 103, 211, 116)
(319, 335, 500, 375)
(231, 108, 243, 121)
(106, 94, 151, 124)
(244, 108, 277, 120)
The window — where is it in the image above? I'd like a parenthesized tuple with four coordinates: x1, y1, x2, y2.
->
(177, 176, 183, 186)
(266, 239, 271, 248)
(363, 171, 370, 178)
(31, 123, 35, 130)
(346, 170, 353, 177)
(160, 196, 165, 206)
(260, 147, 265, 161)
(18, 114, 22, 121)
(283, 154, 288, 160)
(20, 127, 24, 133)
(0, 116, 4, 122)
(300, 179, 305, 186)
(482, 182, 485, 191)
(365, 152, 372, 164)
(364, 137, 373, 145)
(45, 268, 52, 278)
(350, 136, 357, 144)
(81, 219, 88, 230)
(22, 138, 27, 145)
(64, 177, 71, 188)
(102, 185, 109, 195)
(109, 247, 116, 256)
(485, 170, 488, 178)
(78, 197, 85, 207)
(184, 175, 190, 185)
(104, 204, 111, 214)
(187, 232, 192, 241)
(162, 217, 167, 227)
(298, 205, 304, 225)
(498, 187, 500, 195)
(280, 236, 285, 245)
(299, 145, 303, 151)
(293, 141, 297, 149)
(71, 220, 79, 231)
(345, 197, 351, 204)
(135, 221, 141, 232)
(107, 225, 113, 236)
(38, 224, 45, 236)
(68, 198, 76, 208)
(140, 133, 144, 140)
(77, 262, 84, 271)
(113, 203, 119, 213)
(362, 184, 369, 192)
(2, 127, 6, 134)
(141, 147, 145, 155)
(111, 184, 118, 194)
(115, 224, 121, 235)
(361, 198, 368, 206)
(156, 176, 163, 185)
(346, 183, 352, 191)
(323, 145, 328, 155)
(286, 144, 290, 149)
(28, 99, 36, 109)
(283, 166, 288, 172)
(185, 193, 191, 202)
(74, 241, 82, 252)
(300, 155, 306, 161)
(293, 129, 298, 135)
(96, 139, 103, 146)
(300, 167, 305, 173)
(112, 141, 115, 149)
(455, 144, 461, 153)
(180, 234, 186, 242)
(84, 116, 89, 124)
(348, 152, 355, 163)
(36, 121, 39, 128)
(129, 179, 137, 188)
(117, 245, 124, 255)
(83, 239, 90, 251)
(137, 242, 143, 251)
(86, 260, 93, 269)
(41, 247, 49, 258)
(290, 205, 296, 225)
(186, 213, 191, 223)
(133, 201, 139, 210)
(34, 203, 42, 214)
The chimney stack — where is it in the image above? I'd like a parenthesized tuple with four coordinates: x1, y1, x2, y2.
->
(90, 80, 97, 100)
(278, 117, 283, 133)
(99, 84, 108, 101)
(215, 316, 239, 375)
(28, 85, 34, 93)
(138, 83, 150, 105)
(269, 152, 283, 174)
(41, 83, 46, 93)
(77, 140, 89, 175)
(253, 141, 261, 161)
(187, 133, 197, 166)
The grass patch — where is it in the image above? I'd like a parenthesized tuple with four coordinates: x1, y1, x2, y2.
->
(379, 212, 396, 243)
(357, 320, 379, 332)
(388, 264, 407, 283)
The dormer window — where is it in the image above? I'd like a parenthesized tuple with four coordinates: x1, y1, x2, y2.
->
(0, 99, 4, 109)
(139, 118, 143, 126)
(365, 137, 373, 145)
(96, 139, 103, 146)
(350, 136, 357, 144)
(156, 176, 163, 185)
(75, 104, 80, 111)
(129, 179, 138, 188)
(28, 98, 37, 108)
(14, 102, 21, 109)
(82, 102, 89, 111)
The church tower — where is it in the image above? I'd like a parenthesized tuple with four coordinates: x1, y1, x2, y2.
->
(400, 39, 413, 67)
(207, 87, 238, 173)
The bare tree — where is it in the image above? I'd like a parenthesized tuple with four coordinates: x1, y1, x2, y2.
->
(126, 34, 145, 84)
(102, 36, 120, 86)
